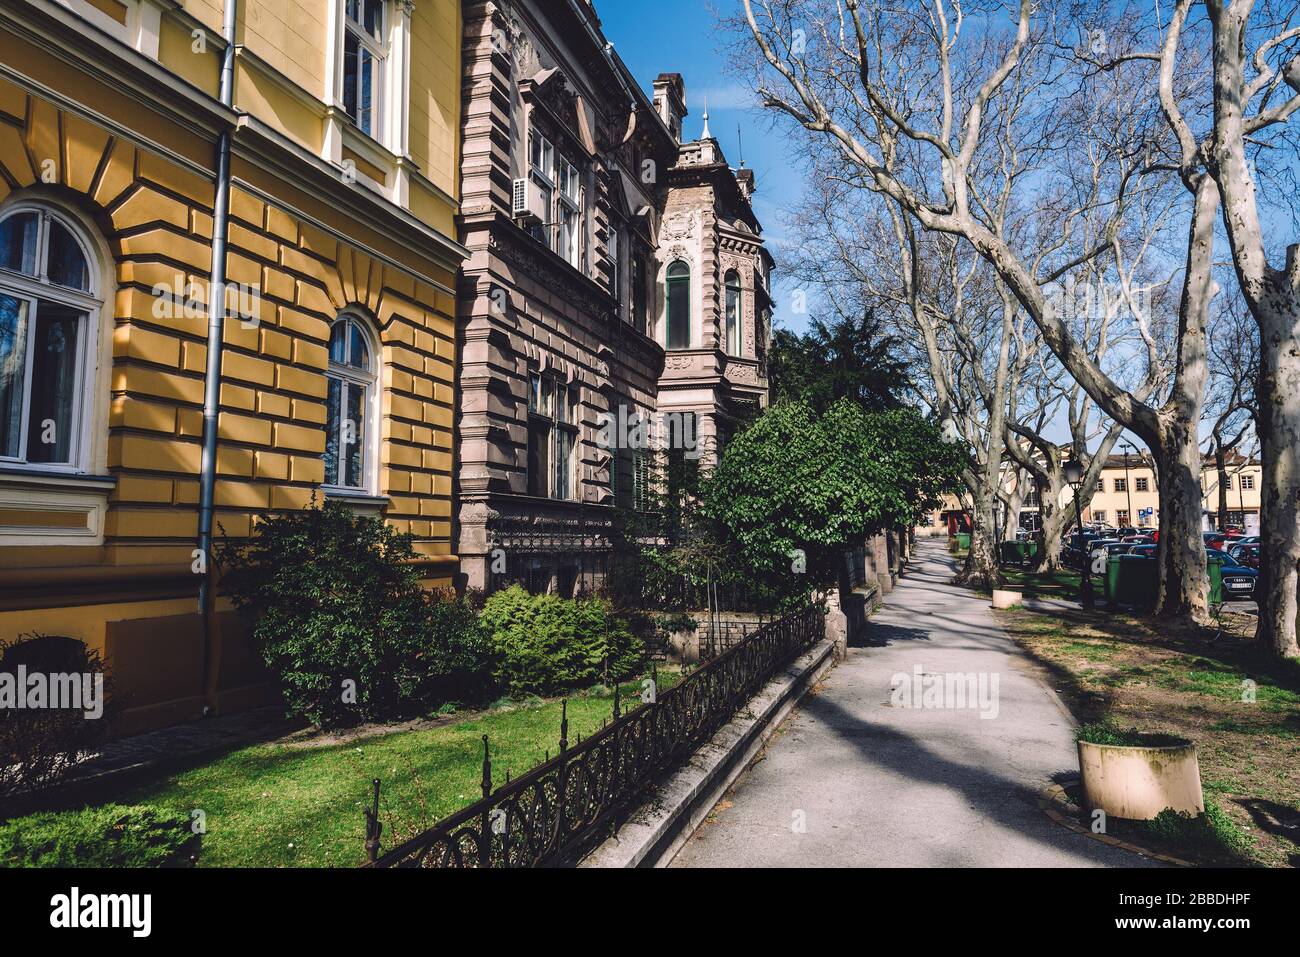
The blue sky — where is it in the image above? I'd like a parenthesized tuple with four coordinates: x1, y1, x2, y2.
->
(596, 0, 808, 334)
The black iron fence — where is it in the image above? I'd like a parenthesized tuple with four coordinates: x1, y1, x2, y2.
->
(362, 603, 825, 868)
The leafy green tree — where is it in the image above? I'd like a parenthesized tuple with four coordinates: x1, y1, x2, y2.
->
(768, 309, 910, 413)
(702, 400, 962, 591)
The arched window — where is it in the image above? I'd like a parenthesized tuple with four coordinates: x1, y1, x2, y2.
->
(0, 205, 97, 468)
(665, 260, 690, 350)
(724, 270, 742, 356)
(324, 314, 377, 491)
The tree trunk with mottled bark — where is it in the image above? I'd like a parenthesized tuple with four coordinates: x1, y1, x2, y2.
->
(1253, 296, 1300, 659)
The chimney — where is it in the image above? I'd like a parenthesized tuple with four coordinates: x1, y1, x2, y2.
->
(735, 167, 755, 200)
(653, 72, 687, 143)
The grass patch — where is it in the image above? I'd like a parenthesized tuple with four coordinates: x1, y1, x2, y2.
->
(1133, 798, 1255, 864)
(0, 804, 194, 868)
(3, 671, 680, 868)
(1075, 722, 1186, 748)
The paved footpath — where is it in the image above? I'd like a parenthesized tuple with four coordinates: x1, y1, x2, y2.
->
(672, 541, 1158, 867)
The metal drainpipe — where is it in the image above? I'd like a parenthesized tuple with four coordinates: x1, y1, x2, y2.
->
(197, 0, 240, 715)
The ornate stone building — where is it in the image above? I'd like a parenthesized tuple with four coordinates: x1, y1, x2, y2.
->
(456, 1, 770, 592)
(652, 74, 773, 461)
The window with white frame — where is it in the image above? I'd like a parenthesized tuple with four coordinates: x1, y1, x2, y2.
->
(324, 315, 377, 491)
(527, 130, 583, 268)
(0, 206, 98, 470)
(1241, 474, 1255, 491)
(724, 269, 742, 355)
(608, 226, 621, 306)
(342, 0, 388, 140)
(556, 157, 581, 268)
(631, 252, 648, 334)
(59, 0, 166, 58)
(527, 131, 554, 246)
(527, 371, 578, 500)
(1135, 477, 1149, 492)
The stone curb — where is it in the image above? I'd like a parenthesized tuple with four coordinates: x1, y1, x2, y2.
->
(580, 637, 838, 868)
(1038, 782, 1194, 867)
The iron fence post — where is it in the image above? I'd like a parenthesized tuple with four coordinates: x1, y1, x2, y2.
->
(479, 735, 491, 868)
(364, 778, 382, 863)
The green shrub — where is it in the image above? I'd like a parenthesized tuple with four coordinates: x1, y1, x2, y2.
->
(0, 804, 194, 868)
(1143, 798, 1253, 862)
(0, 635, 114, 798)
(479, 586, 643, 696)
(220, 500, 495, 727)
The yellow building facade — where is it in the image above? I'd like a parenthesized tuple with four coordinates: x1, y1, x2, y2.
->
(0, 0, 464, 733)
(1084, 454, 1263, 533)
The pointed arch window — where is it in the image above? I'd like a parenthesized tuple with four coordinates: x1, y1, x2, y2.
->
(724, 270, 742, 356)
(324, 315, 378, 491)
(665, 260, 690, 350)
(0, 205, 98, 468)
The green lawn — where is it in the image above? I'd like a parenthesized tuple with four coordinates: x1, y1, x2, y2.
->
(7, 671, 680, 868)
(996, 606, 1300, 866)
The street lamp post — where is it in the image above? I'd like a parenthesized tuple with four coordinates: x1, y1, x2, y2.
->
(1064, 460, 1095, 608)
(1121, 442, 1135, 528)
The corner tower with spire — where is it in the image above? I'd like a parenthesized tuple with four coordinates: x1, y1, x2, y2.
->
(653, 74, 773, 465)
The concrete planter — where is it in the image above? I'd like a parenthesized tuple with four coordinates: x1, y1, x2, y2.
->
(1077, 736, 1204, 820)
(990, 589, 1023, 609)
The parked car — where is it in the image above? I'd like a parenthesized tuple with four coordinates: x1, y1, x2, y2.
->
(1228, 543, 1261, 569)
(1121, 535, 1154, 545)
(1129, 545, 1258, 601)
(1063, 533, 1104, 569)
(1203, 531, 1228, 550)
(1206, 548, 1259, 601)
(1116, 526, 1139, 538)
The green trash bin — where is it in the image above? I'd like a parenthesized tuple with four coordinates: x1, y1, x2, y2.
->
(1000, 541, 1025, 565)
(956, 532, 971, 551)
(1115, 555, 1159, 610)
(1105, 555, 1122, 605)
(1207, 557, 1223, 606)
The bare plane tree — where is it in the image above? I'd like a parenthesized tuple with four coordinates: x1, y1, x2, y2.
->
(736, 0, 1216, 623)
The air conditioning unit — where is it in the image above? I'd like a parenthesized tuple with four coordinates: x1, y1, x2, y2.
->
(511, 177, 548, 225)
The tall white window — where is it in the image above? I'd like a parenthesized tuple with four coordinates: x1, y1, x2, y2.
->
(528, 131, 555, 246)
(608, 227, 621, 305)
(0, 206, 97, 469)
(557, 157, 581, 268)
(527, 130, 583, 269)
(724, 270, 742, 355)
(343, 0, 388, 140)
(324, 315, 378, 491)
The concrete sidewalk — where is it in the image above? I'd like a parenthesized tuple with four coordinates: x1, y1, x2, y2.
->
(671, 541, 1160, 868)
